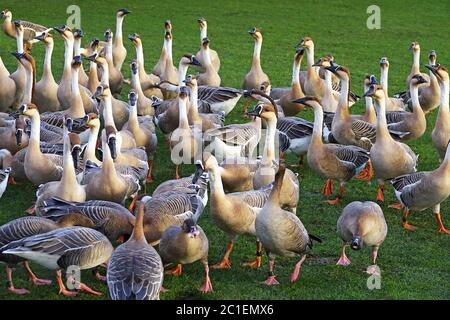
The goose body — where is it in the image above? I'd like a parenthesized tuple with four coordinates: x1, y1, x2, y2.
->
(0, 56, 16, 112)
(196, 38, 221, 87)
(431, 65, 450, 161)
(243, 28, 270, 91)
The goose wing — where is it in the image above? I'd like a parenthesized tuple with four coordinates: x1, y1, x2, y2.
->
(198, 86, 242, 105)
(350, 120, 376, 142)
(230, 190, 269, 208)
(277, 117, 313, 139)
(386, 111, 407, 124)
(204, 124, 257, 146)
(0, 216, 56, 247)
(391, 172, 427, 192)
(332, 145, 370, 169)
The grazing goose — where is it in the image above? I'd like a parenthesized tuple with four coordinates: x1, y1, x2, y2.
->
(112, 8, 131, 72)
(0, 167, 10, 199)
(122, 91, 157, 182)
(255, 162, 321, 285)
(431, 64, 450, 162)
(152, 20, 171, 77)
(2, 226, 113, 296)
(40, 198, 135, 242)
(294, 97, 370, 204)
(277, 48, 305, 116)
(379, 57, 405, 111)
(194, 153, 269, 269)
(128, 32, 163, 99)
(129, 60, 155, 116)
(196, 38, 221, 87)
(160, 218, 213, 293)
(195, 18, 220, 73)
(33, 33, 60, 112)
(107, 202, 163, 300)
(246, 104, 300, 213)
(0, 214, 95, 295)
(169, 88, 200, 179)
(0, 56, 16, 112)
(243, 28, 270, 114)
(336, 201, 387, 272)
(390, 141, 450, 234)
(364, 84, 418, 203)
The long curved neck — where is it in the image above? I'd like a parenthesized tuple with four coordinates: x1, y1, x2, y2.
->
(292, 57, 301, 85)
(190, 85, 199, 107)
(374, 95, 390, 141)
(306, 45, 318, 76)
(61, 134, 77, 185)
(131, 70, 144, 95)
(209, 164, 225, 198)
(135, 43, 146, 75)
(16, 30, 24, 54)
(63, 39, 74, 76)
(103, 96, 116, 129)
(380, 67, 388, 94)
(114, 16, 124, 46)
(178, 99, 189, 128)
(88, 62, 98, 87)
(412, 50, 420, 74)
(251, 38, 262, 70)
(410, 84, 421, 113)
(200, 27, 207, 42)
(324, 70, 333, 91)
(203, 47, 213, 70)
(73, 38, 82, 56)
(23, 65, 34, 104)
(262, 116, 277, 164)
(165, 38, 173, 65)
(128, 103, 140, 131)
(71, 67, 80, 96)
(437, 79, 450, 117)
(178, 63, 188, 87)
(101, 137, 116, 174)
(29, 112, 41, 151)
(336, 77, 350, 119)
(105, 40, 113, 61)
(312, 106, 324, 145)
(42, 41, 54, 80)
(99, 62, 109, 84)
(85, 124, 100, 163)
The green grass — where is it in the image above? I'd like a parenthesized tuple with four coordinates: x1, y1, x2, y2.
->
(0, 0, 449, 300)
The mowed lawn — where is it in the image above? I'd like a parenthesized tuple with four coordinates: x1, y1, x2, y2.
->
(0, 0, 449, 300)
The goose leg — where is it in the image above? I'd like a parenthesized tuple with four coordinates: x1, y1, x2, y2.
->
(241, 240, 262, 268)
(92, 268, 107, 282)
(242, 98, 249, 118)
(376, 183, 385, 202)
(175, 165, 181, 180)
(146, 159, 154, 183)
(128, 194, 139, 211)
(211, 240, 234, 269)
(23, 261, 52, 286)
(25, 202, 36, 215)
(6, 266, 29, 295)
(263, 255, 279, 286)
(56, 270, 78, 297)
(402, 209, 417, 230)
(165, 264, 183, 276)
(388, 202, 403, 209)
(336, 241, 351, 266)
(77, 282, 102, 296)
(324, 183, 345, 205)
(290, 254, 306, 283)
(371, 246, 379, 265)
(198, 259, 213, 293)
(321, 179, 333, 196)
(8, 176, 19, 185)
(356, 160, 373, 180)
(434, 204, 450, 234)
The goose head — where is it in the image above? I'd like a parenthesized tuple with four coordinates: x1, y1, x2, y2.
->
(69, 132, 82, 169)
(53, 25, 73, 41)
(298, 36, 313, 49)
(192, 152, 217, 183)
(324, 62, 350, 81)
(350, 236, 363, 250)
(363, 84, 384, 101)
(379, 57, 389, 69)
(409, 41, 420, 52)
(165, 19, 172, 31)
(86, 52, 107, 66)
(178, 86, 190, 100)
(130, 59, 138, 75)
(14, 117, 26, 147)
(291, 96, 322, 110)
(164, 29, 173, 41)
(73, 28, 84, 39)
(259, 81, 272, 94)
(75, 113, 100, 130)
(364, 75, 378, 91)
(34, 32, 53, 44)
(128, 32, 141, 46)
(117, 8, 131, 17)
(18, 103, 39, 118)
(202, 37, 210, 49)
(156, 80, 179, 92)
(410, 73, 429, 87)
(428, 50, 437, 64)
(197, 17, 207, 29)
(104, 29, 113, 43)
(294, 47, 304, 62)
(183, 74, 198, 89)
(182, 219, 200, 238)
(11, 51, 35, 72)
(128, 90, 138, 106)
(313, 55, 333, 68)
(180, 54, 202, 67)
(92, 83, 110, 101)
(425, 64, 448, 82)
(13, 20, 23, 32)
(248, 27, 262, 41)
(246, 103, 278, 120)
(0, 9, 11, 20)
(72, 55, 82, 70)
(105, 125, 118, 160)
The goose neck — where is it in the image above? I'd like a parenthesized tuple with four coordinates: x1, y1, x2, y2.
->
(85, 124, 100, 162)
(200, 27, 207, 42)
(42, 41, 54, 80)
(178, 99, 189, 128)
(412, 51, 420, 73)
(178, 63, 189, 87)
(115, 16, 124, 44)
(312, 106, 324, 144)
(252, 38, 262, 68)
(262, 117, 277, 164)
(336, 78, 350, 118)
(292, 57, 301, 84)
(28, 113, 41, 149)
(63, 39, 74, 74)
(380, 67, 388, 94)
(374, 96, 390, 141)
(61, 134, 77, 185)
(209, 165, 225, 197)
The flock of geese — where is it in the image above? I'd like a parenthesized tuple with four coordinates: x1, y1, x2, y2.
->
(0, 8, 448, 300)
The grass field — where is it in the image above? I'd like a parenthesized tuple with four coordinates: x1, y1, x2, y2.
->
(0, 0, 449, 300)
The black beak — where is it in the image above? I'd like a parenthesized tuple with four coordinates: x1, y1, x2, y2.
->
(363, 87, 375, 97)
(191, 56, 202, 67)
(417, 76, 428, 84)
(291, 97, 309, 106)
(324, 64, 338, 74)
(192, 163, 205, 184)
(72, 115, 89, 130)
(108, 137, 117, 160)
(350, 236, 362, 250)
(15, 129, 23, 146)
(121, 8, 131, 15)
(128, 34, 136, 41)
(425, 64, 438, 74)
(245, 107, 261, 117)
(243, 90, 252, 98)
(11, 51, 23, 60)
(129, 93, 137, 106)
(34, 33, 46, 41)
(85, 53, 97, 62)
(72, 146, 81, 169)
(53, 25, 66, 33)
(66, 118, 73, 132)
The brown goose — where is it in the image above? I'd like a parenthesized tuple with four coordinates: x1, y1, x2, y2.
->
(112, 8, 131, 72)
(431, 64, 450, 161)
(195, 17, 220, 73)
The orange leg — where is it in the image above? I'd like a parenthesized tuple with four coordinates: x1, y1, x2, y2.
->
(336, 241, 351, 266)
(324, 184, 345, 205)
(175, 165, 181, 180)
(25, 202, 36, 215)
(146, 160, 154, 183)
(56, 270, 78, 297)
(402, 209, 417, 231)
(241, 240, 262, 268)
(299, 155, 304, 166)
(93, 268, 107, 282)
(356, 160, 373, 181)
(376, 183, 385, 202)
(211, 241, 234, 269)
(263, 257, 279, 286)
(23, 261, 52, 286)
(6, 266, 29, 295)
(290, 255, 306, 283)
(8, 176, 19, 185)
(165, 264, 183, 276)
(388, 202, 403, 209)
(322, 179, 334, 196)
(242, 98, 249, 118)
(435, 212, 450, 234)
(198, 260, 213, 293)
(128, 193, 138, 211)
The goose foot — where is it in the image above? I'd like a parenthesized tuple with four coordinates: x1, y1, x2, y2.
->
(241, 256, 261, 268)
(23, 261, 52, 286)
(324, 197, 340, 205)
(25, 203, 36, 215)
(435, 213, 450, 234)
(8, 176, 19, 185)
(160, 286, 169, 292)
(402, 221, 417, 231)
(366, 265, 380, 276)
(94, 271, 107, 282)
(376, 184, 384, 202)
(211, 258, 231, 269)
(165, 264, 182, 276)
(336, 242, 351, 266)
(388, 202, 403, 209)
(321, 179, 333, 196)
(263, 276, 279, 286)
(146, 160, 154, 183)
(198, 263, 213, 293)
(7, 287, 29, 295)
(78, 282, 102, 296)
(290, 255, 306, 283)
(355, 160, 373, 181)
(59, 288, 79, 297)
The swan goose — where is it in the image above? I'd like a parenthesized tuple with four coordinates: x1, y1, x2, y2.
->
(0, 56, 16, 112)
(298, 37, 324, 97)
(430, 64, 450, 162)
(73, 29, 89, 88)
(101, 29, 124, 95)
(107, 201, 164, 300)
(130, 60, 155, 116)
(293, 96, 371, 204)
(9, 21, 26, 109)
(196, 37, 221, 87)
(256, 162, 321, 285)
(379, 57, 405, 111)
(112, 8, 131, 72)
(160, 29, 178, 99)
(363, 84, 418, 203)
(195, 17, 220, 73)
(0, 167, 10, 199)
(152, 20, 171, 77)
(336, 201, 387, 271)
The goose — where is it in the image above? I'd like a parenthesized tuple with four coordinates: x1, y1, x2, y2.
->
(128, 32, 163, 99)
(112, 8, 131, 72)
(390, 141, 450, 234)
(40, 198, 135, 242)
(194, 153, 270, 269)
(2, 226, 113, 296)
(196, 38, 221, 87)
(246, 104, 300, 213)
(0, 167, 10, 199)
(169, 88, 200, 179)
(430, 64, 450, 162)
(73, 29, 89, 88)
(33, 33, 60, 113)
(379, 57, 405, 111)
(107, 201, 163, 300)
(9, 21, 26, 109)
(244, 87, 286, 118)
(160, 29, 178, 99)
(34, 121, 86, 216)
(84, 128, 140, 205)
(0, 56, 16, 112)
(243, 27, 270, 114)
(153, 171, 209, 197)
(195, 17, 220, 73)
(122, 91, 157, 182)
(298, 37, 324, 97)
(130, 60, 155, 116)
(255, 162, 321, 285)
(0, 9, 51, 51)
(85, 38, 101, 93)
(311, 55, 339, 112)
(74, 113, 102, 166)
(54, 25, 75, 109)
(336, 201, 387, 272)
(276, 48, 305, 116)
(293, 97, 370, 204)
(184, 75, 225, 131)
(100, 29, 124, 95)
(0, 116, 27, 154)
(405, 42, 430, 87)
(0, 214, 95, 295)
(152, 20, 171, 77)
(160, 218, 213, 293)
(363, 84, 418, 203)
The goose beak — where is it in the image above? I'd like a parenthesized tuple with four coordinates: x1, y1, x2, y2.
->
(108, 137, 117, 160)
(121, 8, 131, 15)
(192, 162, 205, 184)
(350, 236, 362, 250)
(53, 25, 66, 33)
(11, 51, 24, 60)
(363, 87, 376, 97)
(34, 33, 47, 41)
(72, 146, 81, 169)
(128, 34, 136, 41)
(129, 93, 137, 106)
(189, 226, 200, 238)
(324, 64, 338, 74)
(191, 56, 202, 67)
(291, 97, 309, 106)
(425, 64, 438, 74)
(72, 115, 90, 129)
(243, 90, 252, 98)
(66, 118, 73, 132)
(15, 129, 23, 146)
(85, 53, 97, 62)
(245, 107, 261, 117)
